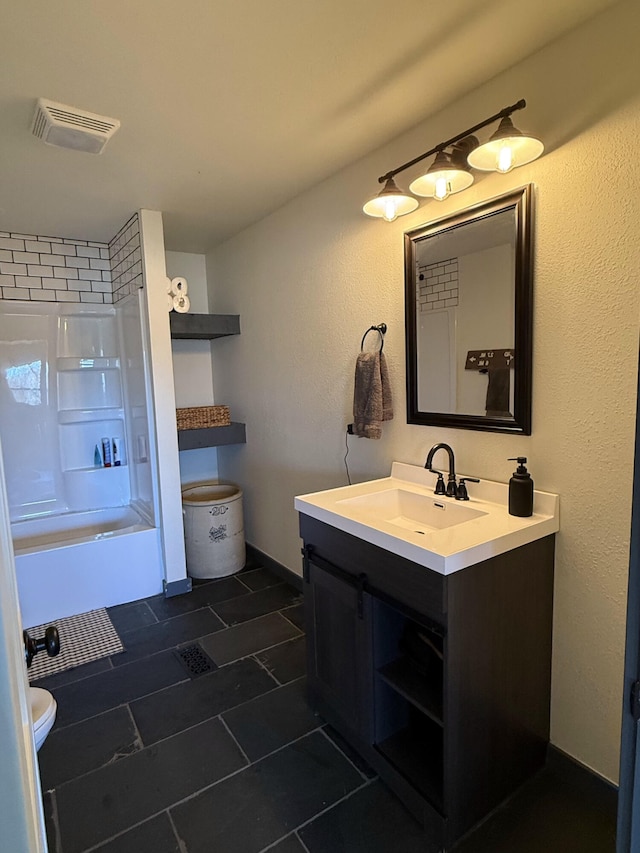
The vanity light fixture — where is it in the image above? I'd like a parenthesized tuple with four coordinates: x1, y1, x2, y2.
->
(363, 99, 543, 219)
(466, 115, 544, 173)
(361, 176, 418, 222)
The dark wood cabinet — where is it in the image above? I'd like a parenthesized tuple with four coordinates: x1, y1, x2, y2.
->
(303, 549, 372, 740)
(300, 514, 555, 852)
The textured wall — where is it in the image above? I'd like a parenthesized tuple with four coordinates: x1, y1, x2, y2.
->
(206, 0, 640, 782)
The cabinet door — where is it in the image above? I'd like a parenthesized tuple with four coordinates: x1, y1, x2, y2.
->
(304, 552, 371, 739)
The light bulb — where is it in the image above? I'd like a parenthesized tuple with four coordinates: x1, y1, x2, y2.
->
(434, 176, 450, 201)
(383, 199, 398, 222)
(497, 144, 514, 173)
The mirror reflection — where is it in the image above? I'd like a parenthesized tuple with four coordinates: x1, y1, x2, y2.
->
(405, 186, 533, 434)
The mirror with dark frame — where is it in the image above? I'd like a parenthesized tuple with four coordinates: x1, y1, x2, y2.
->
(404, 185, 533, 434)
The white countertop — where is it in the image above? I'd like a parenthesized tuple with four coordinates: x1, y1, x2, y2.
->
(295, 462, 559, 575)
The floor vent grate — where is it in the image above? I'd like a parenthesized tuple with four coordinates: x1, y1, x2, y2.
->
(174, 643, 218, 678)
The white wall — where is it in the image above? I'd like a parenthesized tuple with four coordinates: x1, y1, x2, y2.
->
(206, 0, 640, 783)
(165, 251, 218, 486)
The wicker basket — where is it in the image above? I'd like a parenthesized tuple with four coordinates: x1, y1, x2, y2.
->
(176, 405, 231, 430)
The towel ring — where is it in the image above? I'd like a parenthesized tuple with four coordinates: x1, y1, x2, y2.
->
(361, 323, 387, 353)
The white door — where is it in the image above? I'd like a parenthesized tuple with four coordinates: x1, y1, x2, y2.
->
(0, 434, 47, 852)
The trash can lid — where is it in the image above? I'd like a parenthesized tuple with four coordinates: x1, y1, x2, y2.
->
(182, 483, 242, 504)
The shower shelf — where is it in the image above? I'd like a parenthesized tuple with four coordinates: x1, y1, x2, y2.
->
(58, 408, 124, 424)
(64, 464, 128, 474)
(57, 357, 120, 370)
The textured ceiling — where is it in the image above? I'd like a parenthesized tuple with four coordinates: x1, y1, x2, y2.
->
(0, 0, 617, 251)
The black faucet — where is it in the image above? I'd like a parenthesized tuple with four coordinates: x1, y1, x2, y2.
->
(425, 443, 457, 498)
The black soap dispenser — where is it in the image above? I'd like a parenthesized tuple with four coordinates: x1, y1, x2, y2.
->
(508, 457, 533, 517)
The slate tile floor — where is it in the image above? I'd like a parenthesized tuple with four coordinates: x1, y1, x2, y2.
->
(34, 555, 617, 853)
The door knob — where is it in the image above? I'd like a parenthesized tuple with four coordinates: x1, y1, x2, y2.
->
(23, 626, 61, 669)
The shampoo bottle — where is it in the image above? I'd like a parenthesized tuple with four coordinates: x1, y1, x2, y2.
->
(508, 457, 533, 517)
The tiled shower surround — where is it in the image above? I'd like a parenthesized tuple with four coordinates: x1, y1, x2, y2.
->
(0, 212, 141, 305)
(417, 256, 459, 312)
(109, 214, 142, 304)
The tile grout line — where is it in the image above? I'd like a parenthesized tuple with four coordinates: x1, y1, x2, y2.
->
(278, 608, 305, 634)
(166, 809, 189, 853)
(251, 652, 282, 686)
(218, 713, 252, 766)
(162, 725, 330, 818)
(47, 789, 64, 853)
(289, 777, 375, 841)
(318, 725, 376, 783)
(125, 702, 146, 751)
(294, 831, 313, 853)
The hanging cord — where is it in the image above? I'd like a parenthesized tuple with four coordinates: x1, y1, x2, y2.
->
(344, 427, 352, 485)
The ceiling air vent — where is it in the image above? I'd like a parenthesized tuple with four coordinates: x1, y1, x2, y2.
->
(31, 98, 121, 154)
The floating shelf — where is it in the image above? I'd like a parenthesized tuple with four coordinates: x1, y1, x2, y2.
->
(177, 422, 246, 451)
(169, 313, 240, 340)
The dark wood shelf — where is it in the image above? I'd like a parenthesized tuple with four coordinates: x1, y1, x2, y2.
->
(376, 724, 444, 813)
(378, 658, 443, 726)
(177, 422, 246, 451)
(170, 313, 240, 339)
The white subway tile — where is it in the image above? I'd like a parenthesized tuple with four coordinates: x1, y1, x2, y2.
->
(54, 267, 77, 279)
(11, 233, 36, 240)
(47, 255, 67, 267)
(100, 248, 110, 260)
(83, 268, 103, 281)
(0, 250, 12, 262)
(90, 281, 111, 293)
(0, 262, 27, 275)
(77, 245, 100, 258)
(0, 238, 25, 252)
(64, 238, 87, 245)
(2, 287, 24, 300)
(70, 280, 92, 291)
(17, 277, 41, 289)
(53, 244, 77, 256)
(13, 251, 39, 264)
(102, 270, 112, 282)
(27, 264, 54, 278)
(103, 293, 113, 304)
(89, 258, 110, 271)
(0, 274, 15, 287)
(56, 290, 80, 302)
(67, 256, 90, 269)
(26, 240, 51, 253)
(80, 291, 103, 303)
(30, 289, 56, 301)
(42, 278, 59, 290)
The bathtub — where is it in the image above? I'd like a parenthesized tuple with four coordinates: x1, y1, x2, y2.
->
(13, 506, 165, 628)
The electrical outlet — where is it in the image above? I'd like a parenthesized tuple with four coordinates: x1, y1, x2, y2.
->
(347, 423, 354, 434)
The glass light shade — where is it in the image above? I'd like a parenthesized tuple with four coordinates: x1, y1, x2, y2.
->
(363, 177, 419, 221)
(409, 151, 474, 199)
(467, 116, 544, 172)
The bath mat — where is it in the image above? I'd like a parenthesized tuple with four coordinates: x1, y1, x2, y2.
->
(26, 608, 124, 682)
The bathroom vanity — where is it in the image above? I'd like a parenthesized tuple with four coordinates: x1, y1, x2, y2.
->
(295, 464, 559, 852)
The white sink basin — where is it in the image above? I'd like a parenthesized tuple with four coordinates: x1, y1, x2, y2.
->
(295, 462, 559, 575)
(336, 488, 487, 535)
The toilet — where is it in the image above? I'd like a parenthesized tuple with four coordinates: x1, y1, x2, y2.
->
(30, 687, 57, 751)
